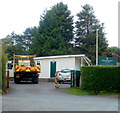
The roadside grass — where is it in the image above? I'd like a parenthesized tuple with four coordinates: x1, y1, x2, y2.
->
(0, 90, 5, 95)
(0, 90, 2, 94)
(0, 88, 9, 95)
(66, 88, 120, 97)
(66, 88, 94, 96)
(98, 91, 120, 97)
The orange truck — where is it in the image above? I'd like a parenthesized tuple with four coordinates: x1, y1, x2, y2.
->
(13, 55, 40, 84)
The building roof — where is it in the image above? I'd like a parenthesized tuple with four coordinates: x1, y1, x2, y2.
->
(112, 53, 120, 62)
(35, 54, 85, 60)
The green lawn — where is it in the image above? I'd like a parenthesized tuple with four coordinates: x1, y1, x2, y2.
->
(66, 88, 120, 96)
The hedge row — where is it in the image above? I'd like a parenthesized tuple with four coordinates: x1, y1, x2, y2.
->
(0, 42, 7, 92)
(80, 66, 120, 94)
(0, 43, 2, 90)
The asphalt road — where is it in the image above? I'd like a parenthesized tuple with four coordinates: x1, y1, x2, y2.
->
(2, 81, 119, 111)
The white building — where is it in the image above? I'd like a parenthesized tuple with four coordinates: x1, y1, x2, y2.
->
(35, 54, 91, 79)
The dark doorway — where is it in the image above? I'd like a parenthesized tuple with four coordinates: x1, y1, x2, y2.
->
(50, 61, 56, 77)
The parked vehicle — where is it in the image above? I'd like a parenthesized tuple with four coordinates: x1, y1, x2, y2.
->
(12, 55, 40, 84)
(55, 69, 81, 88)
(56, 69, 72, 83)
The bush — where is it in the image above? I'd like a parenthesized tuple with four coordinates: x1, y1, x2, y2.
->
(0, 46, 1, 90)
(0, 41, 7, 92)
(2, 53, 7, 91)
(80, 65, 120, 94)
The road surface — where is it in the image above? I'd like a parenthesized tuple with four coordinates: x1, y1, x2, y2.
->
(2, 81, 119, 111)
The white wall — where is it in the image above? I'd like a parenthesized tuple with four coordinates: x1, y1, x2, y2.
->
(39, 59, 50, 78)
(56, 57, 75, 71)
(38, 57, 75, 78)
(9, 69, 14, 77)
(6, 69, 14, 77)
(75, 57, 81, 70)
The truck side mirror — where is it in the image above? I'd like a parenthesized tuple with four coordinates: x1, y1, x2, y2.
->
(7, 63, 13, 69)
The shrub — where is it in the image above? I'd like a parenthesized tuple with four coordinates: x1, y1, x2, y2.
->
(80, 65, 120, 94)
(0, 44, 2, 90)
(0, 41, 7, 92)
(2, 53, 7, 91)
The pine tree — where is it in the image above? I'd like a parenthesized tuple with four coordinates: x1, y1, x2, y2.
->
(75, 4, 108, 64)
(31, 2, 74, 56)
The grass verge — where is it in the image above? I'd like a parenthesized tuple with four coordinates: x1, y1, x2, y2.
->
(66, 88, 120, 97)
(66, 88, 94, 96)
(0, 88, 9, 95)
(0, 90, 2, 94)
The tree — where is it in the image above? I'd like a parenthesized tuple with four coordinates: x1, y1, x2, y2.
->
(2, 32, 24, 59)
(75, 4, 108, 64)
(39, 2, 74, 42)
(108, 46, 120, 56)
(31, 2, 74, 56)
(3, 27, 36, 59)
(23, 27, 36, 52)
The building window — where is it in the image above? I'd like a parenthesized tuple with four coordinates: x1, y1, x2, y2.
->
(37, 61, 40, 65)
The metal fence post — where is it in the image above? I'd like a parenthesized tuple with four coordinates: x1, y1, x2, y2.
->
(6, 70, 9, 88)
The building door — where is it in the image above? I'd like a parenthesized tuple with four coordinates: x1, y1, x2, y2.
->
(50, 61, 56, 77)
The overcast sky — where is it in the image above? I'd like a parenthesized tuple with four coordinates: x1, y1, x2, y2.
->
(0, 0, 119, 47)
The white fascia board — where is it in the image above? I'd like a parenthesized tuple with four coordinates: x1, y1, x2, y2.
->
(34, 54, 85, 60)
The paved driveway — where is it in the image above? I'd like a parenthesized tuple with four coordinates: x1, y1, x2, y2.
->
(2, 81, 119, 111)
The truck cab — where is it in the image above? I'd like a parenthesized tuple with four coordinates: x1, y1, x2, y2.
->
(13, 55, 40, 84)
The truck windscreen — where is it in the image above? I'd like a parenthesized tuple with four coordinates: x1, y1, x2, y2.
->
(14, 56, 35, 67)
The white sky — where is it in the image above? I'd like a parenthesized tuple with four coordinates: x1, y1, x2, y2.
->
(0, 0, 119, 47)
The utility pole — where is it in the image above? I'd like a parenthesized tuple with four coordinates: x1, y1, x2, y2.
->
(96, 29, 98, 65)
(118, 1, 120, 48)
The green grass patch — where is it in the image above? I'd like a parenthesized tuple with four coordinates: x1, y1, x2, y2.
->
(0, 90, 2, 94)
(66, 88, 120, 96)
(98, 91, 120, 96)
(0, 88, 10, 95)
(66, 88, 94, 96)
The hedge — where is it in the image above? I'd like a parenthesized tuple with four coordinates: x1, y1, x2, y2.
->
(80, 65, 120, 94)
(0, 43, 2, 90)
(0, 41, 7, 92)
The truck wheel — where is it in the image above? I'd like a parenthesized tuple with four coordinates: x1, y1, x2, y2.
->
(32, 77, 38, 84)
(14, 78, 20, 84)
